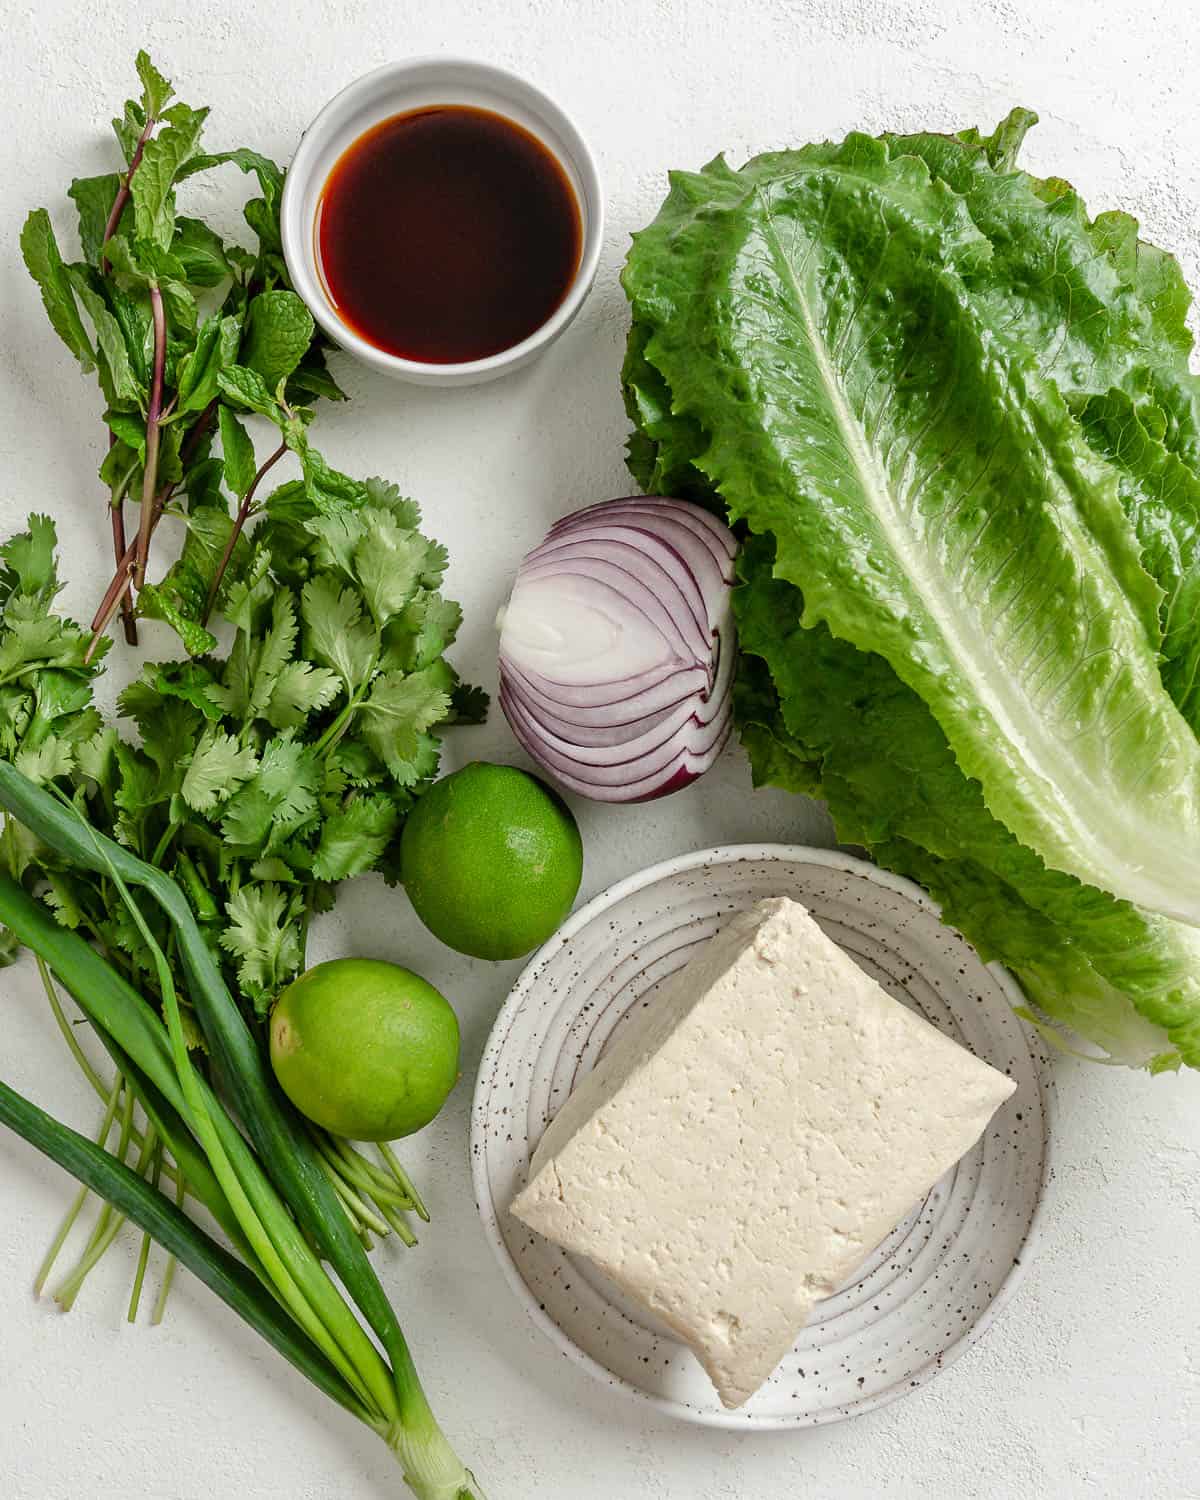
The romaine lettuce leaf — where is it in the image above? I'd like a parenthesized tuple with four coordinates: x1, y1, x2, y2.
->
(734, 535, 1196, 1068)
(624, 132, 1200, 926)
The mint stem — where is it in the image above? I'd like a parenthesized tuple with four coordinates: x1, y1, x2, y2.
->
(100, 109, 157, 644)
(87, 399, 219, 658)
(100, 111, 156, 277)
(133, 283, 167, 589)
(201, 440, 287, 625)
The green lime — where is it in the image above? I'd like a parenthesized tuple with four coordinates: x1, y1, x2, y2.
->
(400, 762, 583, 960)
(269, 958, 459, 1141)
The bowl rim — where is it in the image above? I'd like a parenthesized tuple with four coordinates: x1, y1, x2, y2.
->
(469, 841, 1056, 1429)
(280, 56, 605, 382)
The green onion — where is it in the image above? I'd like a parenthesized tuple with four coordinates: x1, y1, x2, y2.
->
(0, 763, 484, 1498)
(0, 1073, 372, 1421)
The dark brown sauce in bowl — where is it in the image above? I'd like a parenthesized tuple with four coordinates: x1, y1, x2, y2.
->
(316, 105, 584, 365)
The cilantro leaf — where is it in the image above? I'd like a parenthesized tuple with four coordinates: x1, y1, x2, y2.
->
(362, 478, 421, 530)
(179, 726, 258, 812)
(312, 794, 400, 881)
(449, 681, 490, 725)
(14, 735, 75, 785)
(1, 514, 60, 605)
(383, 592, 463, 673)
(219, 883, 305, 1012)
(301, 575, 376, 691)
(353, 514, 426, 625)
(247, 590, 299, 719)
(358, 662, 453, 781)
(265, 660, 341, 729)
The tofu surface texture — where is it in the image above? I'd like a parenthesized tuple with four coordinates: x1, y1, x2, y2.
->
(509, 895, 1017, 1408)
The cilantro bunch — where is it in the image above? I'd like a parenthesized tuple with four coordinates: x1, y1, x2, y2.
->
(1, 488, 482, 1015)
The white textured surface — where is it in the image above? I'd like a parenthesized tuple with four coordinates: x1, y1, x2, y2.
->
(0, 2, 1198, 1496)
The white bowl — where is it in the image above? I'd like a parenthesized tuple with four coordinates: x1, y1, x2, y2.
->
(471, 844, 1054, 1428)
(281, 58, 604, 387)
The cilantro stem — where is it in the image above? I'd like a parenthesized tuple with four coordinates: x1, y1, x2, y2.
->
(133, 283, 168, 590)
(313, 663, 379, 757)
(110, 439, 138, 646)
(201, 440, 287, 626)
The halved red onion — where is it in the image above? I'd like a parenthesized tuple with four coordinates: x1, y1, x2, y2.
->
(497, 496, 737, 802)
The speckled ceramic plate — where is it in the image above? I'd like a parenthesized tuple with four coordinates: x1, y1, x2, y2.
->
(470, 845, 1053, 1429)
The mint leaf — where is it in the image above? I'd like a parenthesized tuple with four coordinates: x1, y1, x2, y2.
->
(171, 217, 229, 287)
(135, 50, 173, 119)
(242, 290, 315, 387)
(218, 403, 257, 499)
(132, 103, 209, 248)
(180, 726, 258, 812)
(298, 444, 366, 512)
(112, 99, 146, 164)
(137, 583, 218, 657)
(21, 210, 94, 368)
(218, 364, 279, 418)
(68, 174, 126, 265)
(176, 313, 234, 412)
(358, 662, 452, 780)
(66, 268, 141, 405)
(160, 279, 197, 337)
(180, 148, 283, 214)
(286, 347, 346, 405)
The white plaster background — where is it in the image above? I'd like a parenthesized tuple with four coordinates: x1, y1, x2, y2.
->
(0, 1, 1198, 1496)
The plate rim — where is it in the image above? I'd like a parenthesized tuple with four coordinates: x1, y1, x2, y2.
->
(469, 842, 1056, 1429)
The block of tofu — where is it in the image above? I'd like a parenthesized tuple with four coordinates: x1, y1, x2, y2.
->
(510, 895, 1016, 1408)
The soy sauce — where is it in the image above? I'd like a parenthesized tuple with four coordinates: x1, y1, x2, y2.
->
(317, 105, 583, 364)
